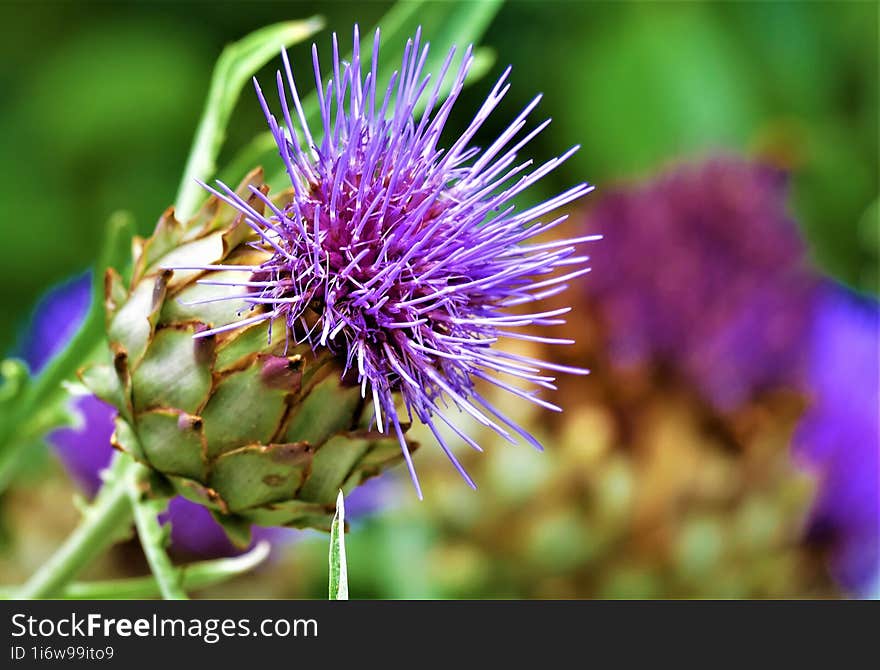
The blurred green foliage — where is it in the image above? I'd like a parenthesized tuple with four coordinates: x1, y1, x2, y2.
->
(1, 1, 876, 356)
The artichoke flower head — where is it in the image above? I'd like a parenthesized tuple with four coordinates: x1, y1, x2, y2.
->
(83, 27, 594, 544)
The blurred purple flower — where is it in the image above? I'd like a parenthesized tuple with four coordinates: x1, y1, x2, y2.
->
(583, 155, 878, 595)
(20, 274, 390, 557)
(51, 394, 114, 496)
(795, 284, 880, 596)
(20, 273, 92, 373)
(585, 156, 817, 410)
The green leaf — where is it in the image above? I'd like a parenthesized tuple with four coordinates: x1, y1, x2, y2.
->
(329, 490, 348, 600)
(174, 16, 326, 220)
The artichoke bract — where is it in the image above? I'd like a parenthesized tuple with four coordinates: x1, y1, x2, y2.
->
(82, 168, 410, 540)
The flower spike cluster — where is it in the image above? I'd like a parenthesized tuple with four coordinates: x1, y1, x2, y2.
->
(194, 27, 596, 496)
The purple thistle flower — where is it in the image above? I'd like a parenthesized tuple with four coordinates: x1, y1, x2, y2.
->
(584, 156, 816, 411)
(794, 284, 880, 596)
(192, 27, 596, 495)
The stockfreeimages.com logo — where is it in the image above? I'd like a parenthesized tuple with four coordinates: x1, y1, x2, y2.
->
(11, 613, 318, 644)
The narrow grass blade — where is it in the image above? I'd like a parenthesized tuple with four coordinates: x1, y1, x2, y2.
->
(329, 490, 348, 600)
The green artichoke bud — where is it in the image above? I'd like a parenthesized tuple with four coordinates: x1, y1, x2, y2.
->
(82, 169, 412, 541)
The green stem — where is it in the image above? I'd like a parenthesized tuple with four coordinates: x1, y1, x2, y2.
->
(11, 453, 270, 600)
(16, 454, 137, 599)
(0, 541, 270, 600)
(127, 467, 188, 600)
(59, 541, 270, 599)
